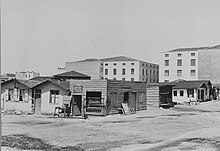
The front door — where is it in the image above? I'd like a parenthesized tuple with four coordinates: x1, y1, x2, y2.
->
(130, 92, 137, 110)
(72, 95, 82, 116)
(34, 89, 41, 114)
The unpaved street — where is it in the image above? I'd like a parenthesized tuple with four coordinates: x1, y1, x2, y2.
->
(2, 101, 220, 151)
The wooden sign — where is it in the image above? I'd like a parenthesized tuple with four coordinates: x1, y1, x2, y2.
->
(73, 86, 83, 93)
(121, 103, 131, 115)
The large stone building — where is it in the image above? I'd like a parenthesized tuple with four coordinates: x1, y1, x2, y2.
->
(65, 56, 159, 83)
(159, 45, 220, 85)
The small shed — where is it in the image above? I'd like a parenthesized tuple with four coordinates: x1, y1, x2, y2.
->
(69, 79, 147, 116)
(172, 80, 212, 104)
(146, 84, 159, 109)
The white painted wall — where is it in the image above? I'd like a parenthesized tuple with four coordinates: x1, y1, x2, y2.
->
(1, 89, 33, 112)
(160, 51, 198, 82)
(103, 61, 140, 81)
(172, 89, 197, 104)
(40, 91, 63, 114)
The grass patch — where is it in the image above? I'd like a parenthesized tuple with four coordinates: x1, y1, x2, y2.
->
(1, 134, 84, 151)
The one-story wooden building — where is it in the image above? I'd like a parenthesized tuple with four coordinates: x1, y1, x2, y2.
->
(69, 79, 147, 116)
(1, 79, 70, 114)
(172, 80, 212, 104)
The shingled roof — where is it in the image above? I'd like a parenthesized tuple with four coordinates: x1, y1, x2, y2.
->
(53, 70, 91, 79)
(172, 80, 211, 89)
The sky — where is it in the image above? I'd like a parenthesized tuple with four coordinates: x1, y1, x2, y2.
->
(2, 0, 220, 76)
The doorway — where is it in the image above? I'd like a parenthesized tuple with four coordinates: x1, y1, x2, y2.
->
(72, 95, 82, 116)
(130, 92, 137, 110)
(34, 89, 41, 114)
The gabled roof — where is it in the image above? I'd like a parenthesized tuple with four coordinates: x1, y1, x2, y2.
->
(33, 80, 70, 91)
(53, 70, 90, 78)
(29, 76, 53, 81)
(100, 56, 139, 62)
(16, 79, 45, 88)
(172, 80, 211, 89)
(1, 78, 43, 88)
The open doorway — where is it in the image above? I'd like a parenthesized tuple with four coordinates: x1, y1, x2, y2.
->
(72, 95, 82, 116)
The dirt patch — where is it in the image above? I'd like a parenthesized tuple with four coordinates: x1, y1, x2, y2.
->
(161, 113, 196, 117)
(10, 121, 54, 125)
(103, 120, 140, 124)
(172, 107, 211, 113)
(136, 116, 156, 119)
(146, 137, 220, 151)
(1, 134, 84, 151)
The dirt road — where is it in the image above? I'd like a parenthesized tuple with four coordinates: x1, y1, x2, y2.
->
(2, 101, 220, 151)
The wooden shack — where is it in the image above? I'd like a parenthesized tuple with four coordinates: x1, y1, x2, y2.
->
(146, 84, 159, 109)
(69, 79, 147, 116)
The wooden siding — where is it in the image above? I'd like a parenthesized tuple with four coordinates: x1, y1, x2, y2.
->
(70, 80, 108, 116)
(147, 84, 159, 109)
(107, 80, 147, 114)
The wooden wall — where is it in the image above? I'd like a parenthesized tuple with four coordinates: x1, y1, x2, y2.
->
(107, 80, 147, 114)
(146, 84, 159, 109)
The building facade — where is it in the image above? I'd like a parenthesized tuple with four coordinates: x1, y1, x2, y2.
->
(16, 71, 40, 80)
(160, 45, 220, 85)
(65, 56, 159, 83)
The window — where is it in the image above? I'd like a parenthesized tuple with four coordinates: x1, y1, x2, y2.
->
(165, 54, 169, 57)
(150, 79, 152, 83)
(177, 53, 182, 57)
(177, 59, 182, 66)
(190, 70, 196, 76)
(113, 69, 117, 75)
(131, 68, 134, 75)
(143, 63, 145, 66)
(105, 69, 108, 75)
(164, 70, 169, 76)
(177, 70, 182, 76)
(122, 63, 126, 65)
(191, 53, 195, 56)
(19, 89, 25, 101)
(113, 78, 116, 80)
(122, 68, 126, 75)
(187, 89, 194, 97)
(146, 70, 148, 76)
(101, 63, 103, 66)
(105, 63, 108, 66)
(157, 71, 159, 77)
(173, 91, 177, 96)
(113, 63, 117, 66)
(131, 63, 134, 65)
(50, 90, 59, 104)
(142, 69, 145, 75)
(180, 90, 184, 96)
(8, 89, 14, 101)
(153, 71, 155, 76)
(150, 70, 152, 76)
(131, 78, 134, 81)
(191, 59, 196, 66)
(122, 78, 125, 81)
(165, 60, 169, 66)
